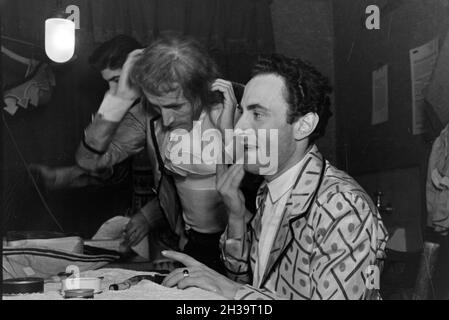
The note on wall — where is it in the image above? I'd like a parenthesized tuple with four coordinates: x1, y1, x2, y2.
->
(425, 31, 449, 126)
(372, 64, 389, 125)
(410, 38, 439, 135)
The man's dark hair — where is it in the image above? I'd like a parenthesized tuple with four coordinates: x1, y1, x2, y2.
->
(89, 35, 142, 71)
(130, 33, 221, 110)
(252, 54, 333, 142)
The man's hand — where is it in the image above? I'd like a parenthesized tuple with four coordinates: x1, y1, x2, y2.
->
(161, 251, 242, 299)
(115, 49, 144, 101)
(212, 79, 239, 135)
(124, 212, 149, 246)
(216, 164, 246, 220)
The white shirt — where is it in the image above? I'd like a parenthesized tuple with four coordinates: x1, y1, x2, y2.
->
(254, 157, 307, 288)
(163, 109, 228, 234)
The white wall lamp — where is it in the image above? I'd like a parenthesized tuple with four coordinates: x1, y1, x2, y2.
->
(45, 5, 80, 63)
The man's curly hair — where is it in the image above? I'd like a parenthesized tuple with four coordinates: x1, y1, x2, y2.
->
(252, 54, 333, 142)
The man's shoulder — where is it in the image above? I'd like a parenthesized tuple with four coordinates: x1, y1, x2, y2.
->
(321, 163, 364, 193)
(317, 162, 375, 209)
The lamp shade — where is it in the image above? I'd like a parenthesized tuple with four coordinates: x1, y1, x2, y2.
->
(45, 18, 75, 63)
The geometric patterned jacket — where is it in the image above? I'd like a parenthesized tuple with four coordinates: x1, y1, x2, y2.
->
(220, 146, 389, 300)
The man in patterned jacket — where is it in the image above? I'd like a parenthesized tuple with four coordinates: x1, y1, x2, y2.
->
(161, 54, 389, 300)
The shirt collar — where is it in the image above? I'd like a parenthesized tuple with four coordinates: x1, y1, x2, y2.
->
(267, 154, 308, 203)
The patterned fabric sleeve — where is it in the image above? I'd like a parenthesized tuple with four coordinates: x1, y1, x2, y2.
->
(234, 285, 281, 300)
(220, 225, 252, 284)
(310, 191, 385, 300)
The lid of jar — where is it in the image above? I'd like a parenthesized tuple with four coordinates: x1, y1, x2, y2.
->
(64, 289, 95, 299)
(3, 277, 44, 295)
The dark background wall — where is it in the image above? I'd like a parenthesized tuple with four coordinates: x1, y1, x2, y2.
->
(333, 0, 449, 298)
(333, 0, 449, 250)
(334, 0, 448, 173)
(271, 0, 336, 163)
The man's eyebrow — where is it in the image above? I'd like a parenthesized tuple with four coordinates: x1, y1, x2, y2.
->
(106, 75, 120, 82)
(161, 103, 185, 109)
(246, 104, 270, 112)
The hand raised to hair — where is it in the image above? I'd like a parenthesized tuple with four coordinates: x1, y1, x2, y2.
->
(211, 79, 239, 136)
(115, 49, 144, 101)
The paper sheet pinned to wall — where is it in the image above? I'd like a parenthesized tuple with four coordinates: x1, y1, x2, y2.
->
(425, 31, 449, 126)
(410, 38, 439, 135)
(372, 64, 389, 125)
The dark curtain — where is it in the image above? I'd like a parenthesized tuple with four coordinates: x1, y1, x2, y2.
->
(1, 0, 274, 236)
(3, 0, 273, 50)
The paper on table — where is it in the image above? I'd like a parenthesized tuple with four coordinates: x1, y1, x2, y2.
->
(372, 64, 389, 125)
(91, 216, 149, 260)
(3, 269, 227, 300)
(410, 38, 439, 135)
(425, 31, 449, 126)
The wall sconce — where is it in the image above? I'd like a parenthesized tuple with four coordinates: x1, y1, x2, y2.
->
(45, 5, 80, 63)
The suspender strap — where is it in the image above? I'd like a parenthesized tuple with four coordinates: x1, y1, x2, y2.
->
(149, 115, 166, 174)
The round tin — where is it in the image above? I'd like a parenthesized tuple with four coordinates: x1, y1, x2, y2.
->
(61, 277, 102, 294)
(3, 278, 45, 295)
(64, 289, 95, 299)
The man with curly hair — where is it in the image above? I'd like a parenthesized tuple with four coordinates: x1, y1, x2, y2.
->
(162, 54, 389, 300)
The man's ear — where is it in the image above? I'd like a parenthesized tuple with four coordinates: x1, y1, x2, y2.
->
(293, 112, 319, 141)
